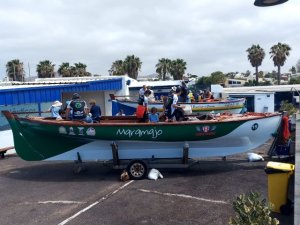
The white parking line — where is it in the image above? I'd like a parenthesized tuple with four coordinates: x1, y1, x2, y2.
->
(138, 189, 228, 204)
(38, 201, 86, 204)
(58, 180, 134, 225)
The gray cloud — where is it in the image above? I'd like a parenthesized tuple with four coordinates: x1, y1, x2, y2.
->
(1, 0, 299, 79)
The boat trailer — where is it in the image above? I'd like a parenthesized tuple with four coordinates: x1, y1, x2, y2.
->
(73, 141, 198, 180)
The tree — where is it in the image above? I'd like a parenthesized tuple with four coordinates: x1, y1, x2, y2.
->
(58, 62, 91, 77)
(289, 77, 300, 84)
(289, 66, 296, 74)
(58, 62, 71, 77)
(211, 71, 226, 84)
(245, 70, 251, 77)
(155, 58, 172, 80)
(170, 59, 187, 80)
(296, 59, 300, 73)
(246, 44, 265, 84)
(225, 72, 237, 79)
(74, 62, 90, 77)
(194, 76, 212, 90)
(122, 55, 142, 79)
(6, 59, 25, 81)
(186, 73, 198, 79)
(36, 60, 55, 78)
(195, 71, 226, 89)
(110, 60, 125, 75)
(258, 70, 264, 78)
(270, 42, 291, 85)
(279, 100, 297, 115)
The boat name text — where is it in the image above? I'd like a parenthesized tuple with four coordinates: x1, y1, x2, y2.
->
(116, 128, 163, 139)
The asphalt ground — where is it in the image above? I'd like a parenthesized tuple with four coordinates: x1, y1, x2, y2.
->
(0, 149, 294, 225)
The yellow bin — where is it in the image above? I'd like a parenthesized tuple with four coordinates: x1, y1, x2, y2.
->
(265, 161, 294, 213)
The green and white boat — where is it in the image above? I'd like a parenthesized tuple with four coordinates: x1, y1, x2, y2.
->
(2, 110, 281, 162)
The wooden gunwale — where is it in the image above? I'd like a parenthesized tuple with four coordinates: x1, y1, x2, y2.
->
(10, 112, 280, 127)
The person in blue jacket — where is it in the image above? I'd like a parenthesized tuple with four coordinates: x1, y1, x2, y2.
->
(89, 99, 101, 122)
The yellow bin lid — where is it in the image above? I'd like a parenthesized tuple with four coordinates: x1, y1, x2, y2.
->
(266, 161, 294, 172)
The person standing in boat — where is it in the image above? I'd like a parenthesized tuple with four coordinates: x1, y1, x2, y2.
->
(89, 99, 101, 122)
(147, 86, 155, 102)
(139, 85, 147, 96)
(136, 90, 151, 121)
(66, 93, 92, 123)
(166, 88, 185, 121)
(179, 81, 189, 102)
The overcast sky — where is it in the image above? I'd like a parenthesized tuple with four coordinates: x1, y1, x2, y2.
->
(1, 0, 299, 79)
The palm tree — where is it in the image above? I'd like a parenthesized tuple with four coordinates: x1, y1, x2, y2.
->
(36, 60, 55, 78)
(58, 62, 71, 77)
(110, 60, 125, 75)
(6, 59, 25, 81)
(246, 44, 265, 84)
(289, 66, 296, 74)
(170, 59, 187, 80)
(123, 55, 142, 79)
(269, 42, 291, 85)
(74, 62, 90, 77)
(155, 58, 172, 81)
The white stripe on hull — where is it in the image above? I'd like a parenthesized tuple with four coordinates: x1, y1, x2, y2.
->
(46, 116, 281, 161)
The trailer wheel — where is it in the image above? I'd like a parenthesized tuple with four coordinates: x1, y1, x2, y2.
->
(127, 160, 147, 180)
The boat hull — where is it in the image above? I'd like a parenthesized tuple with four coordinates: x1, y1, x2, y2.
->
(2, 111, 281, 161)
(114, 98, 245, 114)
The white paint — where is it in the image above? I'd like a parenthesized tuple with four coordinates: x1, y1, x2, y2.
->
(47, 115, 281, 161)
(38, 201, 85, 204)
(138, 189, 228, 204)
(0, 130, 14, 148)
(58, 180, 134, 225)
(0, 129, 16, 155)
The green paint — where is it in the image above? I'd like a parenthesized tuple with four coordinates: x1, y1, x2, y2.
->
(5, 116, 245, 161)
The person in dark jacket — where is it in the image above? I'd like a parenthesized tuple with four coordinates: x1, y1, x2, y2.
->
(65, 93, 92, 123)
(89, 99, 101, 122)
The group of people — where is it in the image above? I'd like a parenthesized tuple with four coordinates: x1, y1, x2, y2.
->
(139, 85, 155, 102)
(48, 93, 101, 123)
(188, 89, 214, 102)
(48, 85, 213, 123)
(135, 84, 214, 122)
(136, 86, 186, 122)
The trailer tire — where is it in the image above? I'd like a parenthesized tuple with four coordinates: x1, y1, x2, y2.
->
(127, 160, 147, 180)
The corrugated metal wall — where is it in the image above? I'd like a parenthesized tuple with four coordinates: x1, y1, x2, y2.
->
(0, 79, 122, 105)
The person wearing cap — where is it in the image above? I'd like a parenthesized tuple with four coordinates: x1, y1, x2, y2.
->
(89, 99, 101, 122)
(66, 93, 92, 123)
(48, 100, 63, 119)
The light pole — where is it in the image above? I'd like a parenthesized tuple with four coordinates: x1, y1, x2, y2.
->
(254, 0, 289, 7)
